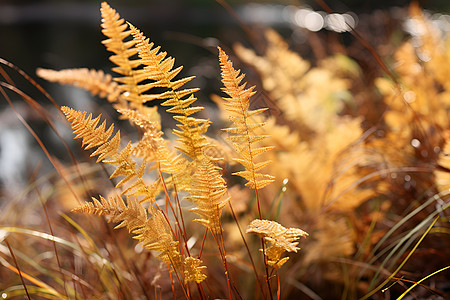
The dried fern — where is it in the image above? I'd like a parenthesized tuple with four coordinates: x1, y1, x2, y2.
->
(59, 3, 221, 287)
(118, 108, 192, 191)
(246, 219, 308, 269)
(125, 22, 232, 237)
(61, 106, 159, 204)
(186, 158, 229, 234)
(100, 2, 145, 109)
(73, 196, 183, 269)
(73, 195, 147, 232)
(64, 105, 209, 282)
(133, 210, 182, 267)
(218, 46, 275, 191)
(127, 23, 210, 161)
(36, 68, 123, 104)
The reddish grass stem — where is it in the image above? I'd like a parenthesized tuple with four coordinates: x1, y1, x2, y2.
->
(198, 228, 208, 258)
(158, 166, 206, 300)
(5, 239, 31, 300)
(276, 268, 281, 300)
(212, 230, 234, 299)
(255, 188, 273, 300)
(168, 267, 177, 300)
(35, 181, 68, 297)
(228, 201, 267, 299)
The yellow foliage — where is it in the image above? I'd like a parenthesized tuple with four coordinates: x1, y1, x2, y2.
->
(246, 219, 308, 269)
(218, 46, 275, 190)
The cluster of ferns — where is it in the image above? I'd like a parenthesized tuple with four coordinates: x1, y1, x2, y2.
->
(37, 2, 308, 299)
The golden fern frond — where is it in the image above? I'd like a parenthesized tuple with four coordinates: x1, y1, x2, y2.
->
(183, 257, 207, 284)
(133, 210, 182, 267)
(127, 24, 199, 103)
(119, 108, 171, 162)
(36, 68, 123, 103)
(72, 196, 184, 271)
(117, 107, 160, 133)
(61, 106, 121, 161)
(218, 46, 275, 190)
(246, 219, 308, 269)
(72, 195, 146, 232)
(186, 158, 229, 234)
(61, 106, 159, 203)
(119, 108, 192, 191)
(101, 2, 138, 74)
(100, 2, 150, 108)
(127, 23, 210, 161)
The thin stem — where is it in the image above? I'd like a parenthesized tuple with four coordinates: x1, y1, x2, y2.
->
(158, 166, 188, 253)
(172, 174, 190, 252)
(168, 267, 177, 300)
(36, 182, 68, 297)
(229, 201, 266, 299)
(103, 222, 133, 298)
(198, 228, 208, 258)
(276, 268, 281, 300)
(158, 166, 206, 299)
(0, 83, 83, 206)
(5, 239, 31, 300)
(212, 230, 234, 299)
(256, 188, 273, 300)
(196, 282, 207, 300)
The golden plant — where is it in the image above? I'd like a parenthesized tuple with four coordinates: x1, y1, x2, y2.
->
(2, 2, 449, 300)
(36, 68, 123, 104)
(218, 46, 275, 192)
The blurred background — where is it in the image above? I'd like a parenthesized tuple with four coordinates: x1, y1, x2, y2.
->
(2, 0, 450, 80)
